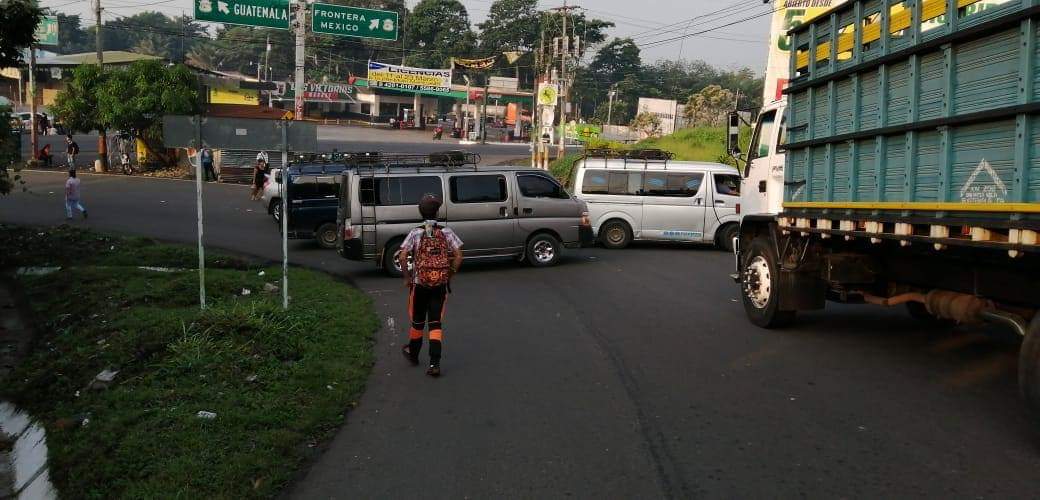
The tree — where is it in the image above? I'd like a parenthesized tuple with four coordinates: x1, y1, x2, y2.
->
(588, 38, 641, 84)
(404, 0, 476, 68)
(0, 0, 42, 194)
(51, 64, 107, 134)
(631, 111, 662, 139)
(684, 84, 735, 127)
(52, 12, 93, 54)
(100, 12, 205, 61)
(97, 61, 198, 164)
(478, 0, 539, 54)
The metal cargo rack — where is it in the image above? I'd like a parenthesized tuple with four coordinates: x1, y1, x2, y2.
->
(583, 148, 675, 169)
(345, 151, 482, 173)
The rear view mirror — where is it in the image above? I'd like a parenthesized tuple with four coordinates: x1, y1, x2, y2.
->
(726, 112, 742, 158)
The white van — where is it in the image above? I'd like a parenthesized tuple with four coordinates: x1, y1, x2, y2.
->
(573, 149, 741, 250)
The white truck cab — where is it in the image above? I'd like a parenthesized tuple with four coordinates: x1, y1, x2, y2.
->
(727, 99, 788, 218)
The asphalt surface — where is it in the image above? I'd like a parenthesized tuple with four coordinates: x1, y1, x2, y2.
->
(2, 171, 1039, 498)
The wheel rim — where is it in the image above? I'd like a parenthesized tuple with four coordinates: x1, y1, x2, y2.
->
(606, 226, 625, 245)
(392, 248, 414, 273)
(320, 228, 336, 246)
(273, 204, 281, 221)
(533, 240, 555, 263)
(743, 255, 771, 309)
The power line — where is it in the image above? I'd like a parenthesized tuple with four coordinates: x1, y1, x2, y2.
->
(640, 6, 779, 49)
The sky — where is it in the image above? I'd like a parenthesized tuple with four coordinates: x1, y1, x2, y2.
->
(44, 0, 774, 71)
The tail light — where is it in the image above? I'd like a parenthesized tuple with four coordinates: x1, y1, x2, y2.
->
(342, 223, 356, 240)
(735, 203, 741, 214)
(580, 211, 591, 227)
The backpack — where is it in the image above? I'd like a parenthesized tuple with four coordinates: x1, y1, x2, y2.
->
(414, 226, 452, 287)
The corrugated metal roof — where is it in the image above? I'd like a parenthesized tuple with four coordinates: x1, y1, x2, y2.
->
(33, 51, 161, 67)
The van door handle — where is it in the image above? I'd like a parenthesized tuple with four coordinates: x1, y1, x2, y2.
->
(715, 200, 725, 205)
(694, 198, 702, 205)
(499, 206, 508, 217)
(523, 208, 534, 215)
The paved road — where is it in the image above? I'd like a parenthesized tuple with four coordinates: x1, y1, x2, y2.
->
(2, 171, 1038, 498)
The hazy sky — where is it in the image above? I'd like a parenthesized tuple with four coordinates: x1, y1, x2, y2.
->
(46, 0, 773, 71)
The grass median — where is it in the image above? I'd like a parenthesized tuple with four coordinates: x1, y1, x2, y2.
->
(0, 225, 379, 498)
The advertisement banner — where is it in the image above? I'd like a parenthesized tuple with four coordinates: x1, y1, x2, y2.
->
(272, 81, 357, 103)
(35, 16, 58, 46)
(762, 0, 846, 104)
(637, 97, 679, 136)
(367, 61, 451, 93)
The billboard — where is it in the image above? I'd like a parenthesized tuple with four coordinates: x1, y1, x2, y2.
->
(367, 61, 451, 94)
(35, 16, 58, 46)
(762, 0, 847, 104)
(637, 97, 679, 136)
(271, 81, 357, 103)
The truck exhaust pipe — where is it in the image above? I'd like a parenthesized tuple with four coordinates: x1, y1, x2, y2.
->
(859, 290, 1028, 335)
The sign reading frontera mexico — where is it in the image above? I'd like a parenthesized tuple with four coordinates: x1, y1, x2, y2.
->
(367, 62, 451, 94)
(194, 0, 289, 29)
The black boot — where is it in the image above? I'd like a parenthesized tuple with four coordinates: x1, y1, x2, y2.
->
(427, 340, 442, 377)
(402, 339, 422, 366)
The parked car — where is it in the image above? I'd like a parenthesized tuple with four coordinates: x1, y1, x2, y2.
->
(266, 162, 349, 249)
(572, 149, 742, 251)
(337, 152, 594, 276)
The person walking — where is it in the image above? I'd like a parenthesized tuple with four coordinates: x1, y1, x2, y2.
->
(251, 152, 268, 200)
(64, 169, 87, 220)
(65, 136, 79, 168)
(399, 194, 463, 377)
(201, 148, 216, 182)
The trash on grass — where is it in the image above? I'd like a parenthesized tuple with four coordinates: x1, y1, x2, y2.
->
(196, 411, 217, 419)
(241, 288, 252, 296)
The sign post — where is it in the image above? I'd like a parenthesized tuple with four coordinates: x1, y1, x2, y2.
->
(280, 121, 289, 310)
(311, 3, 398, 40)
(193, 116, 207, 310)
(193, 0, 290, 29)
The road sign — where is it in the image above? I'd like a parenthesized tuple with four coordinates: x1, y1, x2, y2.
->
(537, 83, 558, 107)
(35, 16, 58, 46)
(194, 0, 289, 30)
(311, 3, 398, 41)
(162, 115, 317, 151)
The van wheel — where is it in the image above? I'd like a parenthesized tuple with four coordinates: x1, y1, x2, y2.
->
(526, 233, 561, 267)
(740, 235, 795, 328)
(716, 223, 739, 252)
(600, 220, 632, 249)
(382, 239, 411, 278)
(270, 199, 282, 223)
(1019, 313, 1040, 425)
(315, 222, 337, 249)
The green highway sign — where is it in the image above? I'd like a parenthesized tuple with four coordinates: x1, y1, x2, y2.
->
(194, 0, 289, 29)
(311, 3, 398, 41)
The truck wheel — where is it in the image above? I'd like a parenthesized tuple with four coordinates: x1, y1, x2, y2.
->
(526, 233, 561, 267)
(716, 224, 739, 252)
(1019, 313, 1040, 423)
(270, 199, 282, 223)
(382, 239, 409, 278)
(315, 222, 337, 249)
(600, 220, 632, 249)
(740, 236, 796, 328)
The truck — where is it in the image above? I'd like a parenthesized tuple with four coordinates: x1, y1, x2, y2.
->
(728, 0, 1040, 425)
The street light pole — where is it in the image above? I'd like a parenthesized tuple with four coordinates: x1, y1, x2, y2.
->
(606, 85, 616, 126)
(95, 0, 109, 171)
(293, 0, 306, 120)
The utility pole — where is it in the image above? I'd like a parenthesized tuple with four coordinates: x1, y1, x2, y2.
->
(95, 0, 109, 171)
(550, 3, 580, 160)
(293, 0, 306, 120)
(606, 84, 617, 126)
(264, 34, 271, 81)
(29, 44, 37, 162)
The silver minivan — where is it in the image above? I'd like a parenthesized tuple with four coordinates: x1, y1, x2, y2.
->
(573, 150, 742, 251)
(337, 153, 594, 276)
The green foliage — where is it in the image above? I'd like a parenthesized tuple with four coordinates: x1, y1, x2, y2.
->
(478, 0, 539, 53)
(50, 12, 93, 54)
(549, 153, 582, 188)
(0, 106, 24, 195)
(98, 61, 198, 160)
(51, 64, 107, 134)
(684, 84, 736, 127)
(0, 0, 41, 67)
(0, 226, 378, 498)
(630, 111, 662, 139)
(635, 126, 753, 164)
(405, 0, 476, 68)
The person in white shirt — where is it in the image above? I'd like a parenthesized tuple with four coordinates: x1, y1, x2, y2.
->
(65, 169, 87, 220)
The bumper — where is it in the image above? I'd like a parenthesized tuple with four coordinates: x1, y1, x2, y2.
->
(339, 238, 364, 261)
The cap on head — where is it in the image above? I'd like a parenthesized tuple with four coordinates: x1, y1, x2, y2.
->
(68, 169, 76, 177)
(418, 193, 441, 219)
(256, 151, 269, 163)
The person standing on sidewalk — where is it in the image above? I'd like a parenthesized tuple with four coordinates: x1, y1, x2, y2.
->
(64, 169, 87, 220)
(399, 194, 463, 377)
(201, 148, 216, 182)
(251, 152, 268, 200)
(65, 136, 79, 168)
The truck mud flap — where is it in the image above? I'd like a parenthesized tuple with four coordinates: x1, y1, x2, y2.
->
(778, 270, 826, 311)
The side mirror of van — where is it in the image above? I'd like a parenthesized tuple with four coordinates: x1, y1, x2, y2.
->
(726, 112, 742, 158)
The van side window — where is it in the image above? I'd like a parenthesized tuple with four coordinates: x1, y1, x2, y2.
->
(714, 174, 740, 196)
(581, 170, 609, 194)
(450, 175, 508, 203)
(518, 174, 568, 199)
(644, 172, 703, 197)
(360, 176, 442, 206)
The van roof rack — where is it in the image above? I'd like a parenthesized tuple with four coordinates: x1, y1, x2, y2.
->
(583, 148, 674, 169)
(345, 151, 482, 173)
